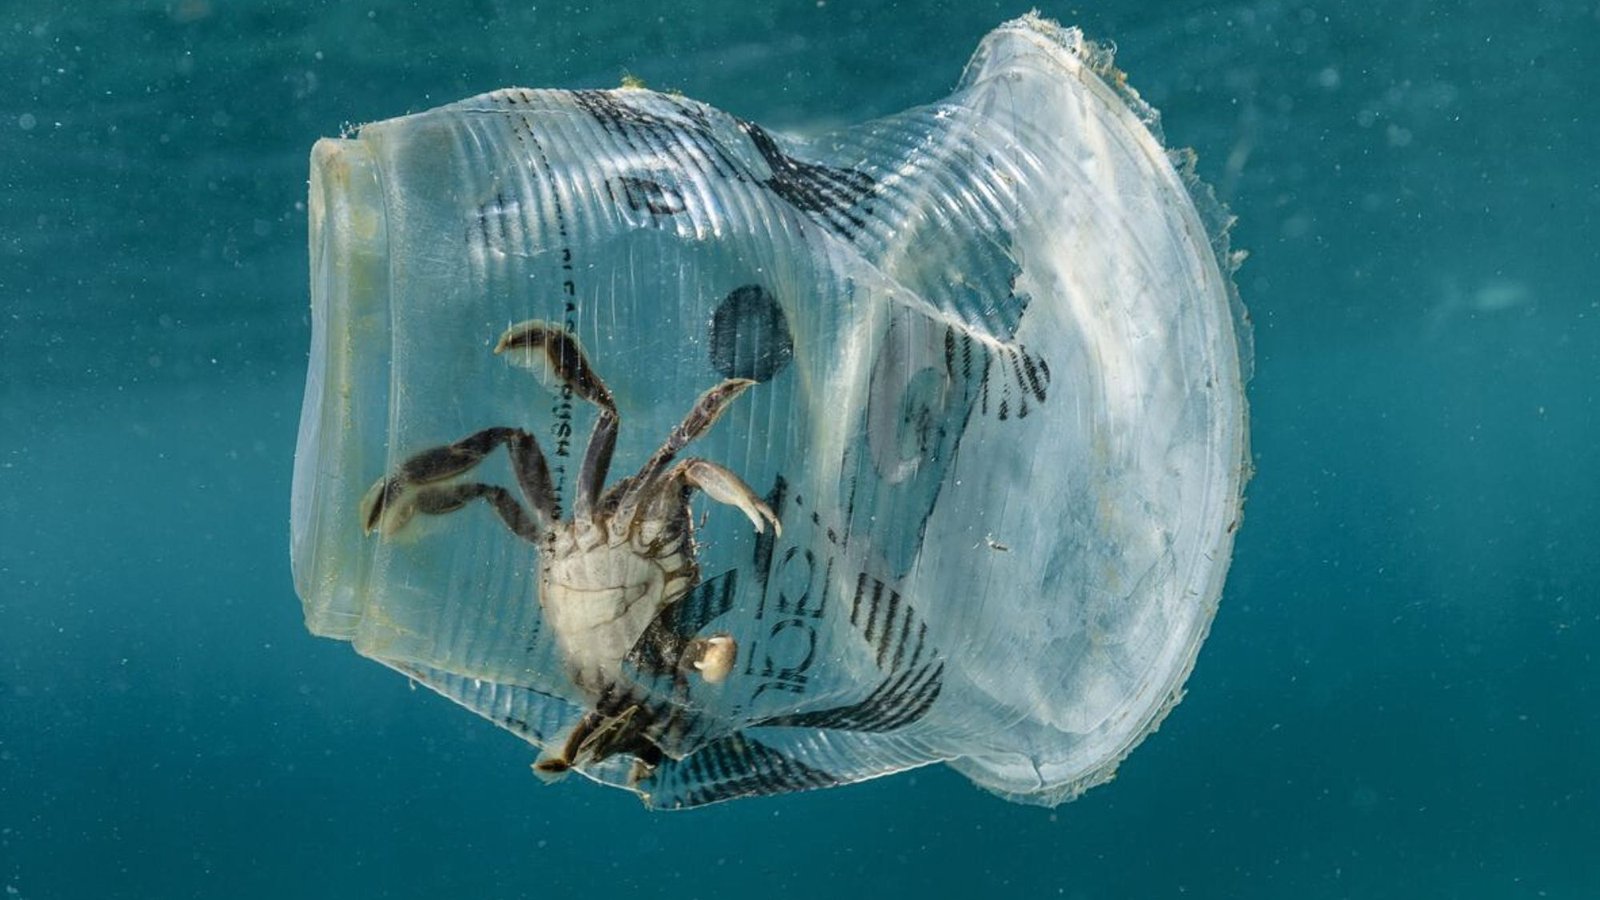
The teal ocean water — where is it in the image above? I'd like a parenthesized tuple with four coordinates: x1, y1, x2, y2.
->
(2, 1, 1596, 897)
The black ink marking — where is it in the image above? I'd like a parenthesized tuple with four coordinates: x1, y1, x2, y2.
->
(570, 90, 747, 182)
(470, 189, 520, 255)
(607, 174, 687, 216)
(773, 546, 814, 617)
(649, 733, 839, 809)
(877, 590, 901, 669)
(863, 579, 884, 644)
(709, 284, 794, 383)
(755, 661, 943, 734)
(951, 326, 1050, 422)
(476, 202, 493, 248)
(507, 109, 582, 505)
(849, 571, 867, 626)
(890, 606, 912, 671)
(737, 120, 877, 237)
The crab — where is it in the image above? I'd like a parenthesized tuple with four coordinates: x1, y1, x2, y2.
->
(358, 319, 780, 780)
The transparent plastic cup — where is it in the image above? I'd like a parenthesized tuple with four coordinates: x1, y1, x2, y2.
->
(291, 14, 1251, 808)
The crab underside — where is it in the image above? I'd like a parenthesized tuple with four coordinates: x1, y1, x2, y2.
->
(359, 319, 779, 779)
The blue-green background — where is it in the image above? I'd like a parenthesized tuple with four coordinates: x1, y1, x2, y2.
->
(3, 1, 1596, 897)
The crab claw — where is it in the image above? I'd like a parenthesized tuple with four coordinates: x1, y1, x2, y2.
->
(689, 634, 737, 684)
(495, 319, 616, 412)
(359, 477, 417, 536)
(680, 459, 782, 538)
(531, 755, 572, 783)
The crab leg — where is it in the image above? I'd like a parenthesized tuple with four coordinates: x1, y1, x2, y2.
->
(496, 320, 618, 521)
(533, 697, 662, 779)
(615, 378, 757, 523)
(406, 482, 547, 543)
(532, 712, 595, 778)
(666, 458, 781, 537)
(360, 426, 556, 538)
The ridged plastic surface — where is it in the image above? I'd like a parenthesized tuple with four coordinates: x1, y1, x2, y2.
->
(291, 13, 1251, 808)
